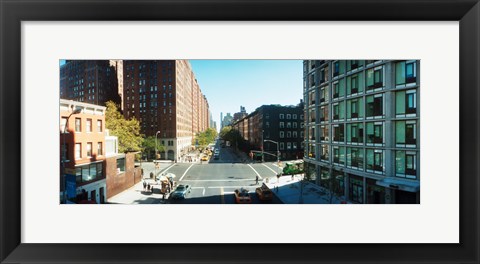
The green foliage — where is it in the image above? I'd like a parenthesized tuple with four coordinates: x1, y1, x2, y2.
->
(105, 101, 144, 153)
(141, 136, 165, 159)
(195, 127, 218, 147)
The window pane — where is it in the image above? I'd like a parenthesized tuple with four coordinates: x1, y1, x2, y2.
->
(396, 151, 405, 174)
(396, 121, 405, 144)
(396, 61, 406, 85)
(396, 91, 406, 115)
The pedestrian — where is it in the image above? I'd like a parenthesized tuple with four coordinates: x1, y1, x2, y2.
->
(292, 174, 294, 181)
(151, 185, 154, 193)
(255, 175, 259, 185)
(147, 183, 150, 192)
(143, 181, 146, 191)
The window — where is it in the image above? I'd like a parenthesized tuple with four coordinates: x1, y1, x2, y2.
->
(309, 127, 315, 140)
(287, 114, 291, 119)
(75, 118, 81, 132)
(320, 125, 329, 141)
(347, 98, 363, 119)
(320, 145, 328, 160)
(287, 142, 292, 149)
(366, 149, 383, 173)
(309, 73, 316, 87)
(265, 113, 270, 119)
(265, 122, 270, 128)
(347, 123, 364, 143)
(333, 61, 339, 77)
(293, 114, 297, 119)
(332, 102, 344, 120)
(75, 143, 81, 159)
(348, 60, 362, 71)
(347, 73, 362, 95)
(320, 86, 328, 103)
(279, 114, 284, 119)
(293, 122, 297, 128)
(279, 122, 284, 128)
(320, 106, 328, 122)
(280, 142, 285, 150)
(293, 142, 297, 149)
(333, 124, 344, 142)
(293, 131, 298, 138)
(366, 94, 383, 117)
(395, 61, 417, 85)
(97, 142, 103, 156)
(349, 177, 363, 203)
(287, 122, 292, 128)
(287, 131, 292, 138)
(396, 151, 417, 178)
(396, 121, 417, 145)
(86, 142, 92, 157)
(280, 131, 285, 138)
(333, 147, 345, 165)
(333, 80, 345, 99)
(366, 66, 383, 89)
(366, 122, 383, 144)
(347, 148, 364, 169)
(396, 89, 417, 116)
(117, 158, 125, 173)
(86, 119, 92, 132)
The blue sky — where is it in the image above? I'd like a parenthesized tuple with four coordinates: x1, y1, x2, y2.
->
(190, 60, 303, 131)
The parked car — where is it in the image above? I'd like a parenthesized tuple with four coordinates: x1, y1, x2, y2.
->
(234, 188, 252, 204)
(170, 184, 191, 199)
(256, 184, 273, 202)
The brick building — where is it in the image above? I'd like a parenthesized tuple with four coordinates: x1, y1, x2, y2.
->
(60, 60, 120, 106)
(60, 99, 107, 204)
(122, 60, 210, 161)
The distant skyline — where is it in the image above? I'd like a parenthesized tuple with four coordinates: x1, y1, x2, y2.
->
(190, 60, 303, 131)
(60, 59, 304, 131)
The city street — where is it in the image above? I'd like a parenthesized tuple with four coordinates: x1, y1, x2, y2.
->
(166, 145, 282, 204)
(109, 142, 283, 204)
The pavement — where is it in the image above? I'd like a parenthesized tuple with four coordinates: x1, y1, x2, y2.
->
(108, 161, 176, 204)
(263, 173, 348, 204)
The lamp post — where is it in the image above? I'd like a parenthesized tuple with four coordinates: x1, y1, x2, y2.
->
(62, 107, 82, 204)
(155, 131, 161, 179)
(261, 130, 264, 163)
(264, 139, 280, 176)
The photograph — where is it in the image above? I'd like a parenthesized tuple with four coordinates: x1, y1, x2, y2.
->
(59, 59, 420, 205)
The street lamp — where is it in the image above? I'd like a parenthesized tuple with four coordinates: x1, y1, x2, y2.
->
(264, 139, 281, 176)
(155, 131, 161, 179)
(62, 107, 82, 203)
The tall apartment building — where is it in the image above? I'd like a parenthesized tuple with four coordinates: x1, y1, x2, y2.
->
(122, 60, 210, 161)
(60, 60, 120, 106)
(109, 60, 125, 111)
(233, 103, 304, 161)
(303, 60, 420, 204)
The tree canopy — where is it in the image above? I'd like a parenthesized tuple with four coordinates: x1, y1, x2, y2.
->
(142, 136, 165, 159)
(105, 101, 143, 153)
(194, 127, 218, 147)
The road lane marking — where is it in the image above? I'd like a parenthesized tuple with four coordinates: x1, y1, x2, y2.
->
(247, 164, 263, 179)
(202, 187, 205, 196)
(208, 186, 258, 189)
(179, 164, 195, 181)
(262, 163, 280, 175)
(220, 187, 225, 204)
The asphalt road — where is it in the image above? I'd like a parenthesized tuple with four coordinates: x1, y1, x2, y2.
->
(165, 144, 282, 204)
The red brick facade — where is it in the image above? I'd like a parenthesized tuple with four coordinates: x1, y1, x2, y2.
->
(105, 152, 142, 199)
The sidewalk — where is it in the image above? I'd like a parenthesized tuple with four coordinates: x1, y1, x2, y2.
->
(108, 161, 175, 204)
(263, 174, 348, 204)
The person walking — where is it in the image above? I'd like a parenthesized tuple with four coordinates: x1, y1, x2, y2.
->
(147, 183, 150, 193)
(143, 181, 147, 191)
(255, 175, 259, 185)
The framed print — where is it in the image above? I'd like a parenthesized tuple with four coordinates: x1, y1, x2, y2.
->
(1, 0, 479, 263)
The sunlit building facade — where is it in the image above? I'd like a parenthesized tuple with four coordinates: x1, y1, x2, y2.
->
(303, 60, 420, 204)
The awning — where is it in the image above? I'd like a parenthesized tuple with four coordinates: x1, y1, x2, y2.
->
(376, 178, 420, 192)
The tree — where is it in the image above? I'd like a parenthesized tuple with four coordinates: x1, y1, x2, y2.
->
(195, 128, 218, 147)
(105, 101, 143, 153)
(141, 136, 166, 160)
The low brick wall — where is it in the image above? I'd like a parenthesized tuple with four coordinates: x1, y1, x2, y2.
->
(106, 153, 142, 199)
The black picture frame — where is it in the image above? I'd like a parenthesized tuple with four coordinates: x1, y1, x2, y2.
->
(1, 0, 479, 263)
